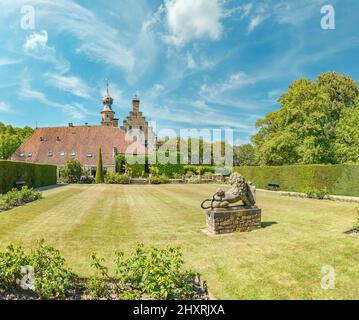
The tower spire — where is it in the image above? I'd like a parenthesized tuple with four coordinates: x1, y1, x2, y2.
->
(106, 78, 110, 96)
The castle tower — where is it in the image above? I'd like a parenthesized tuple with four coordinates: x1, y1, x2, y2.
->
(101, 82, 119, 127)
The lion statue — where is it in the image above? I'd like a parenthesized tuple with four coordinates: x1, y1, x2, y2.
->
(201, 173, 256, 210)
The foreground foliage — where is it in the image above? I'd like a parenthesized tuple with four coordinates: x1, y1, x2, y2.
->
(0, 241, 205, 300)
(0, 240, 76, 299)
(0, 187, 42, 212)
(87, 244, 203, 300)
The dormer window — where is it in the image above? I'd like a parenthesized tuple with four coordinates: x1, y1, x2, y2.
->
(28, 153, 33, 158)
(48, 151, 53, 157)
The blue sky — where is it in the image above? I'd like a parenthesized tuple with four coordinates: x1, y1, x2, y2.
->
(0, 0, 358, 144)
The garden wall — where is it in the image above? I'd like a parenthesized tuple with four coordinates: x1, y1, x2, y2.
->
(0, 160, 57, 194)
(234, 164, 359, 197)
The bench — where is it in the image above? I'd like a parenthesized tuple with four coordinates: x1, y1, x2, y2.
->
(267, 182, 280, 190)
(14, 181, 26, 189)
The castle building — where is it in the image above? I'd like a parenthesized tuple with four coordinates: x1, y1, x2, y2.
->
(10, 88, 155, 176)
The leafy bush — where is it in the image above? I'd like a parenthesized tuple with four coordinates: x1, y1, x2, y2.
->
(87, 244, 199, 300)
(29, 240, 77, 299)
(0, 187, 42, 211)
(0, 240, 76, 299)
(0, 160, 57, 194)
(149, 175, 170, 185)
(59, 158, 83, 183)
(354, 209, 359, 232)
(105, 172, 131, 184)
(0, 244, 29, 289)
(304, 187, 329, 200)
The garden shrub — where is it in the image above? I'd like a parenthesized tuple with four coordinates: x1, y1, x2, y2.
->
(29, 240, 77, 299)
(149, 175, 170, 185)
(87, 244, 200, 300)
(0, 240, 76, 299)
(354, 209, 359, 232)
(0, 187, 42, 212)
(95, 148, 104, 184)
(105, 172, 130, 184)
(0, 160, 57, 194)
(234, 164, 359, 197)
(59, 158, 83, 184)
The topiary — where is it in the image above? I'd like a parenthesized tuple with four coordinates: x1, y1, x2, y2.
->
(95, 148, 105, 184)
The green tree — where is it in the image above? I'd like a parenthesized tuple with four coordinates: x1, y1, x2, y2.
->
(234, 144, 256, 166)
(95, 148, 104, 183)
(60, 158, 83, 183)
(334, 100, 359, 163)
(0, 122, 34, 159)
(252, 72, 359, 165)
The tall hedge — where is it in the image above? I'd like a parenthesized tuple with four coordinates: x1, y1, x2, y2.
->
(0, 160, 57, 194)
(234, 164, 359, 197)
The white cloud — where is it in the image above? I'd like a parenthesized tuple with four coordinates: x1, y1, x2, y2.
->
(163, 0, 224, 46)
(44, 73, 92, 99)
(0, 101, 11, 113)
(0, 57, 21, 67)
(248, 16, 265, 32)
(23, 30, 69, 73)
(19, 79, 96, 120)
(200, 72, 254, 96)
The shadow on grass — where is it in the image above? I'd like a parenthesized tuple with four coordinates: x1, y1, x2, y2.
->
(35, 184, 67, 192)
(261, 221, 278, 229)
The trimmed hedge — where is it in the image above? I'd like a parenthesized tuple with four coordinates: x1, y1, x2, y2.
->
(234, 164, 359, 197)
(0, 161, 57, 194)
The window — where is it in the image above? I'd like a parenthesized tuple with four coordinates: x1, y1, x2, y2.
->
(71, 151, 76, 157)
(129, 125, 133, 130)
(60, 152, 65, 157)
(139, 125, 143, 131)
(48, 151, 53, 157)
(145, 140, 148, 148)
(19, 153, 25, 158)
(87, 153, 93, 158)
(28, 153, 33, 158)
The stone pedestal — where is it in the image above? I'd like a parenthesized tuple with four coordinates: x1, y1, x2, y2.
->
(205, 206, 262, 235)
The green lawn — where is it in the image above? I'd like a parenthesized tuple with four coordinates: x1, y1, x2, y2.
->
(0, 184, 358, 300)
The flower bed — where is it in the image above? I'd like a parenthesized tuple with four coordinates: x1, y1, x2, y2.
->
(0, 187, 42, 212)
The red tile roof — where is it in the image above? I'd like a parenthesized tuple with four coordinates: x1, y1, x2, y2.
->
(10, 125, 147, 167)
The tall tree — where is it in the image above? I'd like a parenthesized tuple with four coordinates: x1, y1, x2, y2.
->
(234, 144, 256, 166)
(0, 122, 34, 159)
(95, 148, 105, 183)
(252, 72, 359, 165)
(334, 100, 359, 163)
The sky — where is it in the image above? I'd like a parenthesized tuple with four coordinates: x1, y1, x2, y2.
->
(0, 0, 358, 145)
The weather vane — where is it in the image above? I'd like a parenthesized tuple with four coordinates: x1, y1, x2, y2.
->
(105, 78, 110, 96)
